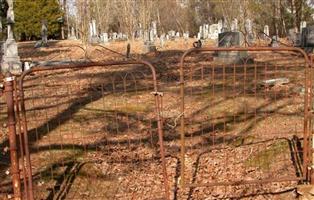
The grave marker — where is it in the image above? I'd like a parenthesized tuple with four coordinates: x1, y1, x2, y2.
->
(1, 0, 21, 74)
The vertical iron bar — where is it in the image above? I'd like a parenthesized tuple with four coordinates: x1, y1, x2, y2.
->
(4, 73, 22, 200)
(154, 93, 170, 200)
(19, 75, 34, 200)
(13, 79, 29, 199)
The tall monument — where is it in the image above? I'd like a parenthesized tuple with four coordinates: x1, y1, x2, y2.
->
(1, 0, 22, 74)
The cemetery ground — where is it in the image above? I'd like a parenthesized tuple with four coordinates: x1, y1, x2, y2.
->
(0, 39, 306, 200)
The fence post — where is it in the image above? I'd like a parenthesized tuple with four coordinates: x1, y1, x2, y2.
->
(310, 54, 314, 185)
(4, 72, 22, 200)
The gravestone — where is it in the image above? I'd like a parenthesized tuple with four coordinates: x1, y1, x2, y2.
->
(183, 32, 189, 45)
(117, 32, 123, 40)
(69, 27, 77, 40)
(264, 25, 269, 39)
(102, 33, 109, 43)
(270, 35, 279, 47)
(41, 20, 48, 46)
(216, 31, 247, 63)
(138, 23, 143, 39)
(300, 21, 307, 33)
(218, 20, 223, 33)
(221, 19, 229, 32)
(143, 30, 149, 41)
(143, 25, 156, 53)
(89, 22, 93, 37)
(264, 25, 269, 36)
(209, 24, 219, 39)
(183, 32, 189, 39)
(199, 25, 203, 39)
(122, 34, 128, 40)
(160, 34, 165, 48)
(288, 28, 300, 46)
(143, 40, 156, 53)
(300, 25, 314, 52)
(149, 29, 154, 42)
(152, 21, 157, 38)
(197, 32, 201, 40)
(204, 24, 209, 39)
(112, 32, 117, 40)
(218, 32, 241, 47)
(101, 33, 109, 44)
(92, 19, 97, 36)
(231, 19, 238, 32)
(168, 30, 176, 40)
(1, 0, 21, 74)
(245, 19, 254, 44)
(90, 19, 98, 43)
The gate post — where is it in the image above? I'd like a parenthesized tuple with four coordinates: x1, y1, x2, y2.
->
(4, 72, 22, 200)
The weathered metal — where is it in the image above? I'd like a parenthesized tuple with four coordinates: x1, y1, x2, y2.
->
(2, 46, 314, 199)
(13, 79, 28, 199)
(17, 60, 170, 200)
(4, 72, 22, 200)
(179, 47, 312, 190)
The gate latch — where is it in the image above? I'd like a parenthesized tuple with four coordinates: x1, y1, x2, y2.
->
(151, 91, 163, 96)
(4, 76, 14, 82)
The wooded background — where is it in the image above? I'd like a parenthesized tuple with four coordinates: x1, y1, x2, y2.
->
(0, 0, 314, 41)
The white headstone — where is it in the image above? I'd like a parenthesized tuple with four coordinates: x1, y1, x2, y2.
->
(92, 19, 97, 36)
(183, 32, 189, 39)
(152, 21, 157, 38)
(231, 19, 238, 31)
(113, 32, 117, 40)
(199, 25, 203, 38)
(89, 22, 93, 37)
(69, 27, 77, 40)
(41, 20, 48, 45)
(204, 24, 209, 39)
(138, 23, 143, 39)
(160, 34, 165, 48)
(218, 20, 223, 33)
(209, 24, 219, 39)
(149, 29, 154, 41)
(300, 21, 307, 32)
(144, 30, 149, 41)
(197, 32, 201, 40)
(102, 33, 108, 43)
(24, 62, 30, 71)
(245, 19, 253, 34)
(1, 0, 21, 74)
(264, 25, 269, 36)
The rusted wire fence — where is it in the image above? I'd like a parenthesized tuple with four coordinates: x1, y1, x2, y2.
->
(1, 46, 314, 200)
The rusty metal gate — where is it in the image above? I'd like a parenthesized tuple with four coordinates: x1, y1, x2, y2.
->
(176, 47, 312, 199)
(2, 46, 314, 200)
(4, 60, 170, 200)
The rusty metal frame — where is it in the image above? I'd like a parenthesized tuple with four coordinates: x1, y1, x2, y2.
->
(4, 73, 22, 200)
(179, 47, 313, 189)
(16, 60, 170, 200)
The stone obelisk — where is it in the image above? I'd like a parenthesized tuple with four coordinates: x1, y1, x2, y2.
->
(1, 0, 22, 74)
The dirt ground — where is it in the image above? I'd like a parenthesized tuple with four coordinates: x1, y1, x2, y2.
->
(0, 38, 309, 200)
